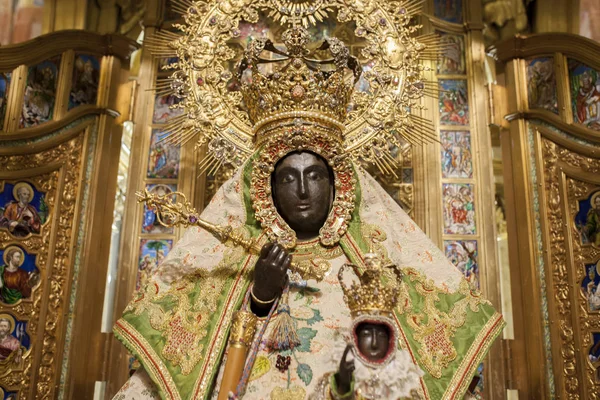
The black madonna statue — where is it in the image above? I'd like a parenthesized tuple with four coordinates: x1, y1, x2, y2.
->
(113, 5, 503, 400)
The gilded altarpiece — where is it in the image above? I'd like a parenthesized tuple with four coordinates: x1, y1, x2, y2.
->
(0, 32, 137, 399)
(105, 1, 506, 399)
(495, 34, 600, 399)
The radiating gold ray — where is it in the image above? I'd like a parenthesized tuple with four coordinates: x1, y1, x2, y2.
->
(172, 0, 194, 9)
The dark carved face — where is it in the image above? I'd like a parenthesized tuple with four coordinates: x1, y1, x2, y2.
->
(356, 322, 390, 362)
(272, 151, 333, 240)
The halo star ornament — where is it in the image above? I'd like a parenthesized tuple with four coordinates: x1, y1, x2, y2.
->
(148, 0, 442, 175)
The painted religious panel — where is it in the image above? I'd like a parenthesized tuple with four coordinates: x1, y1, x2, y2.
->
(526, 57, 558, 113)
(440, 130, 473, 178)
(0, 73, 10, 130)
(142, 184, 176, 234)
(0, 181, 48, 237)
(147, 129, 180, 179)
(433, 0, 463, 23)
(19, 57, 60, 128)
(444, 240, 479, 289)
(0, 314, 29, 376)
(569, 59, 600, 130)
(437, 33, 466, 75)
(0, 388, 18, 399)
(575, 190, 600, 246)
(0, 246, 39, 305)
(439, 79, 469, 126)
(471, 363, 485, 399)
(138, 239, 173, 290)
(152, 93, 183, 124)
(68, 54, 100, 109)
(582, 261, 600, 312)
(442, 183, 476, 235)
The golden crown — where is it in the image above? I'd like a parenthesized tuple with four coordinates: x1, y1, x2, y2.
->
(338, 253, 402, 317)
(239, 26, 360, 144)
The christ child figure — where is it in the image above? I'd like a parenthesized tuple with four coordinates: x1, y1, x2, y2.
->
(311, 253, 423, 400)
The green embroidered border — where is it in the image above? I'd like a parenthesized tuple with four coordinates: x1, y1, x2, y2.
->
(444, 312, 504, 400)
(114, 319, 181, 400)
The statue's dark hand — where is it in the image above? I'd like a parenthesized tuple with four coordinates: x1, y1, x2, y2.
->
(335, 344, 355, 396)
(252, 243, 290, 303)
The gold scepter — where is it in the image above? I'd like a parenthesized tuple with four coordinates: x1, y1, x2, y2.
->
(136, 189, 326, 281)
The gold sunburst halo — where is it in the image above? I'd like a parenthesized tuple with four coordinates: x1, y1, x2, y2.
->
(148, 0, 440, 175)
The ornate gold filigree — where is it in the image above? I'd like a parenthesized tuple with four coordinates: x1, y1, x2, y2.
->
(542, 133, 600, 398)
(241, 27, 357, 136)
(229, 310, 258, 346)
(150, 0, 438, 174)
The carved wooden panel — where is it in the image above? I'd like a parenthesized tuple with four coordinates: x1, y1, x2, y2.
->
(539, 128, 600, 399)
(0, 122, 92, 398)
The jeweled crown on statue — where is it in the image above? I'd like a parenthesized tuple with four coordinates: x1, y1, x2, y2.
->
(339, 253, 402, 318)
(239, 26, 361, 145)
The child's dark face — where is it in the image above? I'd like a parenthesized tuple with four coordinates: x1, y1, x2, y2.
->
(356, 322, 390, 362)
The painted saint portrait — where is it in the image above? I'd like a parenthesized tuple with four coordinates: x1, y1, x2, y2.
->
(152, 93, 183, 124)
(147, 129, 180, 179)
(0, 73, 10, 130)
(443, 183, 476, 235)
(439, 79, 469, 126)
(68, 54, 100, 109)
(0, 314, 28, 370)
(137, 239, 173, 290)
(20, 57, 60, 128)
(582, 262, 600, 312)
(433, 0, 463, 23)
(437, 33, 465, 75)
(575, 190, 600, 246)
(589, 333, 600, 365)
(142, 184, 176, 234)
(0, 246, 39, 305)
(569, 60, 600, 130)
(445, 240, 479, 289)
(440, 130, 473, 178)
(527, 57, 558, 113)
(0, 181, 48, 237)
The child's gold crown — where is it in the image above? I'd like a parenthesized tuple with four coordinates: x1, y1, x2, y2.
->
(338, 252, 402, 317)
